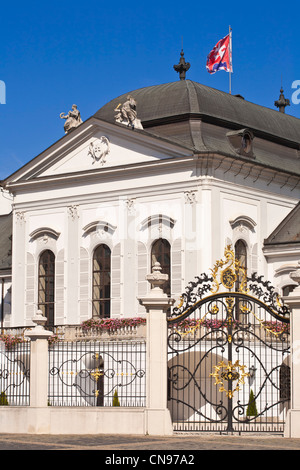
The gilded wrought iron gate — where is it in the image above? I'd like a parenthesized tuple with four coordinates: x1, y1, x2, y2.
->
(167, 246, 290, 434)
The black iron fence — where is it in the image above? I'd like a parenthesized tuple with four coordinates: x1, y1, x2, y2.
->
(48, 340, 146, 407)
(0, 341, 30, 406)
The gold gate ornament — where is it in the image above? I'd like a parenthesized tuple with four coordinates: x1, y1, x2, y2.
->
(211, 245, 248, 294)
(210, 360, 250, 399)
(90, 353, 104, 398)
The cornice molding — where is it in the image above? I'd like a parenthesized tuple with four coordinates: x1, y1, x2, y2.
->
(5, 154, 195, 193)
(11, 171, 298, 214)
(263, 243, 300, 258)
(194, 152, 300, 191)
(11, 179, 199, 211)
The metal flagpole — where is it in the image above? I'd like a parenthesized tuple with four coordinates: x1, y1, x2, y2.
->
(229, 26, 232, 94)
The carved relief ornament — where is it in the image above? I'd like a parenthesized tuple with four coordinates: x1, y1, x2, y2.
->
(88, 137, 110, 165)
(67, 205, 79, 220)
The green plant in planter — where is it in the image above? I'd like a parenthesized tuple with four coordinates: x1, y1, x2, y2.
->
(246, 389, 258, 417)
(0, 392, 9, 406)
(113, 389, 120, 407)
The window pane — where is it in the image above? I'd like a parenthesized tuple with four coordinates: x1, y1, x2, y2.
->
(38, 250, 55, 327)
(92, 245, 111, 318)
(93, 271, 101, 286)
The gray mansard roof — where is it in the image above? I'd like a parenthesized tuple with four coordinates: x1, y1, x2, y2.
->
(95, 80, 300, 176)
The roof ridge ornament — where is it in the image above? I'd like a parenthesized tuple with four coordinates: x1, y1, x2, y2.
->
(173, 49, 190, 80)
(274, 87, 290, 113)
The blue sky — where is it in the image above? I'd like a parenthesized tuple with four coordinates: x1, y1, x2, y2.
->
(0, 0, 299, 179)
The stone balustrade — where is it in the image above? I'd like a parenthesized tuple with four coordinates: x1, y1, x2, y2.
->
(2, 322, 147, 342)
(63, 323, 147, 341)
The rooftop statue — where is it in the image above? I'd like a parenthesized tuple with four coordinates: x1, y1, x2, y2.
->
(114, 95, 143, 130)
(60, 104, 83, 134)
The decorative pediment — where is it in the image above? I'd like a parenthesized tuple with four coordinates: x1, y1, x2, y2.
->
(2, 119, 191, 189)
(82, 220, 117, 236)
(140, 214, 176, 231)
(29, 227, 60, 241)
(230, 216, 256, 232)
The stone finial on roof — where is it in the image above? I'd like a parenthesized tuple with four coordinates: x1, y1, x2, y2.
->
(173, 49, 190, 80)
(274, 87, 290, 113)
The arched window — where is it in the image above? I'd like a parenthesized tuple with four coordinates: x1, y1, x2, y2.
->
(93, 244, 111, 318)
(235, 240, 247, 286)
(38, 250, 55, 327)
(151, 239, 171, 296)
(234, 240, 247, 321)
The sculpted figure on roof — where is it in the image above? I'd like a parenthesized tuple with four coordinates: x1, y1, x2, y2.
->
(60, 104, 83, 134)
(114, 95, 143, 130)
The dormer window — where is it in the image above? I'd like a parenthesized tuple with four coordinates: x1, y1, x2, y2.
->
(242, 133, 251, 153)
(226, 128, 254, 158)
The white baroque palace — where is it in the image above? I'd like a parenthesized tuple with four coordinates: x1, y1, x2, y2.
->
(0, 79, 299, 329)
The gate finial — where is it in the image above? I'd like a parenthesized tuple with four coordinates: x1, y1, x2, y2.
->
(210, 245, 248, 294)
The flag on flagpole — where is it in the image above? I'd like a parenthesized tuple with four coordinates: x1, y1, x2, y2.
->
(206, 34, 232, 74)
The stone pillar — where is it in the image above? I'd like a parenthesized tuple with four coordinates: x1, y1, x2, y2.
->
(139, 262, 174, 436)
(67, 205, 79, 324)
(25, 311, 53, 407)
(284, 264, 300, 437)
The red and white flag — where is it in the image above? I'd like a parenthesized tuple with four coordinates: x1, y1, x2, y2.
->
(206, 34, 232, 74)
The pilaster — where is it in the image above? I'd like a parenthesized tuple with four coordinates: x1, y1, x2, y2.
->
(67, 205, 79, 323)
(12, 211, 26, 326)
(283, 264, 300, 437)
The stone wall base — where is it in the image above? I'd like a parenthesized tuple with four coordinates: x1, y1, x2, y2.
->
(284, 410, 300, 438)
(0, 407, 173, 436)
